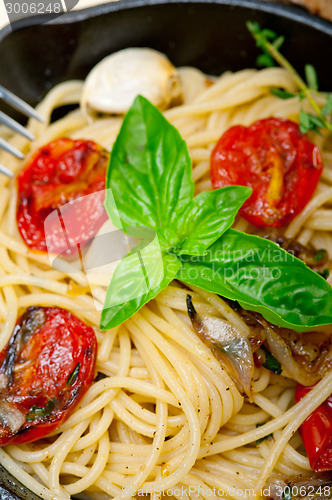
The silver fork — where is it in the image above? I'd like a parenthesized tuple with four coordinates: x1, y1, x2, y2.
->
(0, 85, 43, 178)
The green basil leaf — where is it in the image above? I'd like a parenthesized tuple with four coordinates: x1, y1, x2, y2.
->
(105, 95, 194, 235)
(100, 236, 180, 330)
(178, 229, 332, 332)
(174, 186, 251, 256)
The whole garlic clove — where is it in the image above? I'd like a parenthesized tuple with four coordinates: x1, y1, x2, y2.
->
(178, 67, 213, 103)
(81, 48, 183, 115)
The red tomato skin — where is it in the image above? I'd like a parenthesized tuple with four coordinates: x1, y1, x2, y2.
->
(210, 118, 323, 227)
(0, 307, 97, 446)
(16, 138, 109, 256)
(295, 384, 332, 472)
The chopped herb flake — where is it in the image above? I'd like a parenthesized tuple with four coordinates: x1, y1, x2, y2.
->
(314, 249, 327, 262)
(261, 345, 282, 375)
(319, 269, 330, 280)
(256, 424, 273, 445)
(283, 485, 293, 500)
(66, 362, 80, 386)
(26, 398, 56, 422)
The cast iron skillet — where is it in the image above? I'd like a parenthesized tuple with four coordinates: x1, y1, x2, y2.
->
(0, 0, 332, 498)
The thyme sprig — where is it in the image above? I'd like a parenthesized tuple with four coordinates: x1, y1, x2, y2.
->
(247, 21, 332, 135)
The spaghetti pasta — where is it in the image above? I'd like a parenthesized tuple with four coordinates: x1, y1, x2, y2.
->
(0, 60, 332, 500)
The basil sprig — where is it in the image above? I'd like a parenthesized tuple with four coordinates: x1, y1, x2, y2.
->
(178, 230, 332, 332)
(100, 96, 332, 331)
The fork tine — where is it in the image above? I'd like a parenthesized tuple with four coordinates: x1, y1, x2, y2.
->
(0, 85, 43, 123)
(0, 164, 14, 178)
(0, 111, 35, 141)
(0, 137, 24, 159)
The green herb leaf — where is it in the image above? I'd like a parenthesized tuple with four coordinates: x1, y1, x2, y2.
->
(273, 35, 285, 51)
(66, 363, 80, 386)
(246, 21, 280, 68)
(173, 186, 251, 256)
(257, 53, 275, 68)
(256, 424, 274, 445)
(100, 237, 180, 330)
(256, 434, 273, 445)
(270, 88, 296, 100)
(283, 486, 293, 500)
(260, 345, 282, 374)
(321, 94, 332, 117)
(305, 64, 319, 91)
(319, 269, 330, 280)
(299, 111, 311, 134)
(307, 114, 326, 128)
(299, 111, 325, 134)
(261, 29, 278, 41)
(26, 398, 56, 422)
(314, 249, 327, 262)
(105, 96, 193, 238)
(178, 229, 332, 332)
(246, 21, 261, 36)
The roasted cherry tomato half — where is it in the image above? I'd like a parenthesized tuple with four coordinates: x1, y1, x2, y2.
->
(295, 384, 332, 472)
(17, 138, 109, 256)
(210, 118, 323, 227)
(0, 306, 97, 446)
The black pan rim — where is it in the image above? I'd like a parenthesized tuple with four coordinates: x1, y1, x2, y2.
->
(0, 0, 332, 42)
